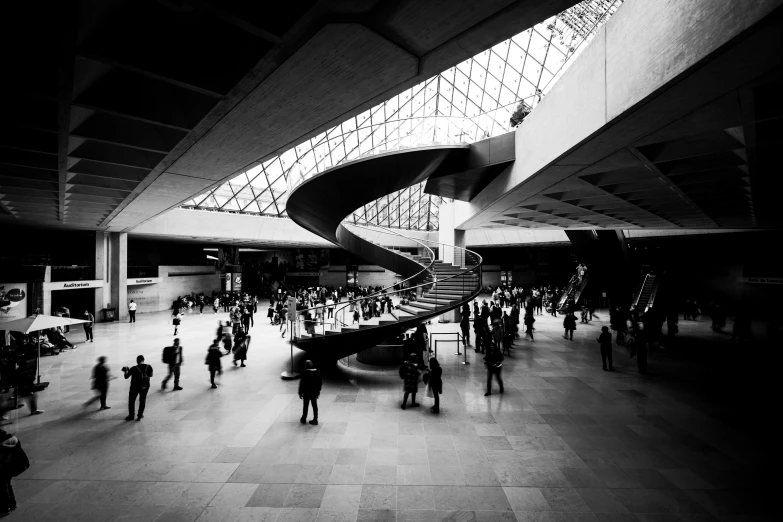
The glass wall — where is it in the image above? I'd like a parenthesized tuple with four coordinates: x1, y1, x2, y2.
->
(182, 0, 622, 231)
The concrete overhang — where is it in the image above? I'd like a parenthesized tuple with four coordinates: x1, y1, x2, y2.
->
(0, 0, 580, 232)
(458, 0, 783, 231)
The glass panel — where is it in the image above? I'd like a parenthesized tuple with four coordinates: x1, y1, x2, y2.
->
(183, 0, 623, 228)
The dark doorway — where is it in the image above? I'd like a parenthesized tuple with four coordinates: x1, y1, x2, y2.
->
(51, 288, 95, 317)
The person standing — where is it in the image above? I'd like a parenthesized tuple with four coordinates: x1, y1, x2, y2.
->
(597, 326, 614, 371)
(400, 354, 421, 409)
(213, 297, 219, 314)
(83, 310, 94, 342)
(423, 358, 442, 413)
(484, 347, 504, 396)
(206, 340, 222, 389)
(563, 312, 577, 341)
(161, 339, 184, 391)
(460, 304, 470, 348)
(61, 305, 71, 333)
(299, 360, 322, 425)
(128, 300, 137, 323)
(85, 356, 112, 410)
(123, 355, 152, 421)
(0, 428, 20, 517)
(242, 306, 252, 332)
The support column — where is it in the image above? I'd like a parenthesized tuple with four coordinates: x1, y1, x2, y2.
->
(109, 232, 128, 321)
(94, 231, 108, 320)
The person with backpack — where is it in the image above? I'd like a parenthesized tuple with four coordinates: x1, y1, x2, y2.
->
(232, 328, 249, 367)
(400, 353, 421, 410)
(206, 339, 223, 389)
(563, 312, 577, 341)
(484, 346, 504, 396)
(161, 339, 183, 391)
(123, 355, 153, 421)
(299, 360, 322, 425)
(597, 326, 614, 371)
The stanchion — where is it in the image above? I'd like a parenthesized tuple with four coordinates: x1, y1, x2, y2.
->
(462, 339, 470, 365)
(454, 333, 462, 356)
(281, 320, 300, 380)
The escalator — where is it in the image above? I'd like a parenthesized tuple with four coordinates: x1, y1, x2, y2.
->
(632, 272, 660, 313)
(285, 146, 483, 360)
(557, 274, 589, 311)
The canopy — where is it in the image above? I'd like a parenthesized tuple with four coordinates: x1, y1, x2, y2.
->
(0, 314, 88, 334)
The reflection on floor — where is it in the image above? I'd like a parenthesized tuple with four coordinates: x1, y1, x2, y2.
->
(4, 301, 771, 521)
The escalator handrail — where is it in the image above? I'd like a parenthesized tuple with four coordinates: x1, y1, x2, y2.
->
(632, 273, 649, 308)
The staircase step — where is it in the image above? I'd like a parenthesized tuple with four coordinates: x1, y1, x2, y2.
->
(418, 297, 461, 305)
(399, 305, 426, 315)
(408, 301, 437, 310)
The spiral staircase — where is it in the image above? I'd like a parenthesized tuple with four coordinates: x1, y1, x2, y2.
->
(285, 146, 484, 360)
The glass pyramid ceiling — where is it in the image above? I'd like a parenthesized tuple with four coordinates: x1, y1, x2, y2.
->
(182, 0, 623, 231)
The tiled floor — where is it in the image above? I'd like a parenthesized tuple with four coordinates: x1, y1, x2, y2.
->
(4, 301, 772, 521)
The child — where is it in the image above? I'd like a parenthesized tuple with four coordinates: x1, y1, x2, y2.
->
(172, 311, 182, 335)
(299, 360, 322, 425)
(597, 326, 614, 371)
(563, 312, 577, 340)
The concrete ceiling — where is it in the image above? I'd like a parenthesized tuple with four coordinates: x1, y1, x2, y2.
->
(459, 0, 783, 231)
(0, 0, 579, 232)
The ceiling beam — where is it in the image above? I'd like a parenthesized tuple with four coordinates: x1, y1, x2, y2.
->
(627, 147, 719, 228)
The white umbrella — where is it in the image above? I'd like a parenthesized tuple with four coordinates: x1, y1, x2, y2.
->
(0, 314, 89, 385)
(0, 314, 87, 334)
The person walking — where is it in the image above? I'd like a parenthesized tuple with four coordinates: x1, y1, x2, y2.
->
(206, 340, 222, 388)
(128, 300, 137, 323)
(213, 297, 220, 314)
(524, 312, 535, 341)
(563, 312, 577, 341)
(85, 356, 112, 410)
(16, 355, 43, 415)
(172, 310, 182, 335)
(299, 360, 322, 425)
(423, 357, 442, 413)
(597, 326, 614, 371)
(399, 354, 421, 409)
(61, 305, 71, 333)
(161, 339, 184, 391)
(83, 310, 94, 342)
(484, 347, 504, 396)
(123, 355, 153, 421)
(0, 428, 21, 517)
(232, 329, 249, 367)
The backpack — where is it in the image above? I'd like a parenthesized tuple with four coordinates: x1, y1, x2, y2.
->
(138, 364, 150, 390)
(162, 346, 175, 364)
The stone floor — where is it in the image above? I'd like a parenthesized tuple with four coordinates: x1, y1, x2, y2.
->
(3, 300, 772, 521)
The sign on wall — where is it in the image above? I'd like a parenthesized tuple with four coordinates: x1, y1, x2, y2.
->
(44, 280, 105, 291)
(0, 283, 28, 323)
(128, 277, 160, 286)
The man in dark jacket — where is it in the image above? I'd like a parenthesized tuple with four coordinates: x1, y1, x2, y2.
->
(299, 360, 322, 425)
(161, 339, 183, 391)
(123, 355, 153, 421)
(484, 347, 504, 396)
(85, 356, 112, 410)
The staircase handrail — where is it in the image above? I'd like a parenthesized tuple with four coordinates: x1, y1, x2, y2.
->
(329, 224, 484, 326)
(310, 224, 483, 336)
(291, 226, 436, 338)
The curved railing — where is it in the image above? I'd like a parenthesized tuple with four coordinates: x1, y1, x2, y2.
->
(290, 223, 483, 344)
(285, 115, 492, 198)
(289, 226, 437, 338)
